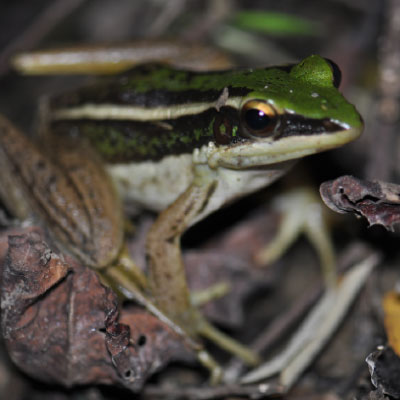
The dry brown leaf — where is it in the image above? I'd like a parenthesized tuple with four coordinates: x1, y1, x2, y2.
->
(0, 227, 193, 391)
(320, 175, 400, 230)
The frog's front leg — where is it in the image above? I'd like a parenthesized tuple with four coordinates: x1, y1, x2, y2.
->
(147, 181, 212, 323)
(146, 171, 260, 366)
(241, 187, 376, 389)
(254, 187, 336, 288)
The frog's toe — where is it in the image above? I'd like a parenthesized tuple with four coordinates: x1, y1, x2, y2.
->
(195, 312, 261, 366)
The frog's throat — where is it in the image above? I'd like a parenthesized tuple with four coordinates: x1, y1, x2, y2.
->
(204, 126, 362, 169)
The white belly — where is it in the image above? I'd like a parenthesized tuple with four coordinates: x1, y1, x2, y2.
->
(108, 153, 295, 224)
(107, 154, 194, 211)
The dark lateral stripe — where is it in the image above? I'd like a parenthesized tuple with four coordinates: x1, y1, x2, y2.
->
(50, 102, 342, 164)
(48, 63, 259, 109)
(278, 114, 343, 138)
(50, 108, 236, 162)
(50, 85, 251, 109)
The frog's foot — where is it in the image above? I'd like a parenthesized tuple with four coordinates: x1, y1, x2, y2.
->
(102, 265, 227, 383)
(255, 187, 336, 287)
(164, 305, 261, 382)
(241, 254, 378, 390)
(193, 310, 261, 366)
(103, 262, 258, 383)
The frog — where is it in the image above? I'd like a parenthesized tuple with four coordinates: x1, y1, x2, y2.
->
(0, 51, 363, 383)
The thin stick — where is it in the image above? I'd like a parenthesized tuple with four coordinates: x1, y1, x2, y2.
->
(143, 382, 285, 400)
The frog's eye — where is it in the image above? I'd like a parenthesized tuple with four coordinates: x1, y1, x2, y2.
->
(324, 58, 342, 88)
(241, 100, 279, 137)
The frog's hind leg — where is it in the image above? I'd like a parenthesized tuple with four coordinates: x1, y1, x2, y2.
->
(13, 42, 232, 75)
(146, 180, 260, 367)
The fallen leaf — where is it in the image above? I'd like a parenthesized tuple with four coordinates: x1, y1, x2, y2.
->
(320, 175, 400, 231)
(366, 346, 400, 398)
(0, 228, 193, 392)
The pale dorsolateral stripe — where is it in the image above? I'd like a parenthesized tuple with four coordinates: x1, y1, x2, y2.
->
(51, 97, 243, 122)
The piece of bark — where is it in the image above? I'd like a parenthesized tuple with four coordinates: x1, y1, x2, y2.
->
(0, 228, 192, 391)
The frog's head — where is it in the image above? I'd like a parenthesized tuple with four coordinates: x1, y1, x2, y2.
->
(209, 55, 363, 169)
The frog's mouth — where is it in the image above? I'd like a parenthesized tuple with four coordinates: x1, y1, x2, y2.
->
(207, 125, 363, 169)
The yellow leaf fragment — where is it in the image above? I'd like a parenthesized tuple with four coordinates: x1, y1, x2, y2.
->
(383, 291, 400, 356)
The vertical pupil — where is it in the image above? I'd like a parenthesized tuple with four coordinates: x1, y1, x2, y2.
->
(245, 108, 270, 130)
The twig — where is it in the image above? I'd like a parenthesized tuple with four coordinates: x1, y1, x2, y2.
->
(183, 0, 234, 42)
(241, 252, 379, 388)
(224, 242, 373, 382)
(143, 382, 284, 400)
(147, 0, 187, 37)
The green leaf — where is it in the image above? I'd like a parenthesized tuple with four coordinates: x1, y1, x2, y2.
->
(232, 11, 319, 36)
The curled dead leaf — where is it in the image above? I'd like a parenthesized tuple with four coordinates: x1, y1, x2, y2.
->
(320, 175, 400, 231)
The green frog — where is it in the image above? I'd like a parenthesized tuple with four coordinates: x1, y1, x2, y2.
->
(0, 52, 363, 381)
